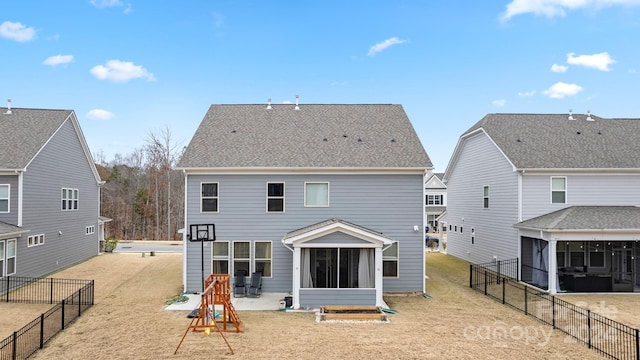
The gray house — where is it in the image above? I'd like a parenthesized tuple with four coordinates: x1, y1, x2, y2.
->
(0, 105, 104, 279)
(177, 102, 432, 308)
(444, 113, 640, 293)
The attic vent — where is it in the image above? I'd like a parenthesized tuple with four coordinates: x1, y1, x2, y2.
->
(4, 99, 12, 114)
(231, 129, 236, 133)
(266, 98, 272, 110)
(357, 137, 362, 142)
(568, 109, 574, 120)
(390, 138, 396, 143)
(586, 110, 594, 121)
(294, 95, 300, 110)
(323, 137, 327, 142)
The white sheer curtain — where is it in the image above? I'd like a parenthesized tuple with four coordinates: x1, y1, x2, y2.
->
(358, 249, 374, 288)
(305, 183, 328, 206)
(301, 248, 313, 288)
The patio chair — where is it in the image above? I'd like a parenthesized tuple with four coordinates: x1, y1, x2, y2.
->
(247, 272, 262, 297)
(233, 270, 247, 297)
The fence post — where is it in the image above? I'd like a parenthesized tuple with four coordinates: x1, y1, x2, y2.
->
(91, 280, 95, 305)
(61, 299, 65, 330)
(587, 309, 591, 349)
(484, 271, 488, 295)
(524, 287, 528, 315)
(50, 278, 54, 304)
(40, 313, 45, 349)
(516, 258, 519, 281)
(6, 276, 10, 302)
(552, 296, 556, 329)
(11, 331, 17, 360)
(497, 261, 501, 285)
(635, 328, 638, 360)
(469, 264, 473, 288)
(78, 288, 82, 316)
(502, 278, 505, 304)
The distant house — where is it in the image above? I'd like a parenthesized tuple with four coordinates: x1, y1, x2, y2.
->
(444, 113, 640, 293)
(177, 102, 432, 308)
(0, 105, 105, 279)
(424, 172, 446, 231)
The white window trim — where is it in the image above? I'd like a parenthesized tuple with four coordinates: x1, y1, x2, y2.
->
(86, 226, 96, 235)
(383, 242, 399, 278)
(61, 188, 79, 211)
(1, 239, 17, 277)
(211, 240, 230, 274)
(550, 176, 567, 204)
(304, 182, 330, 207)
(232, 241, 251, 275)
(0, 184, 9, 213)
(27, 234, 45, 248)
(266, 182, 285, 213)
(483, 185, 489, 209)
(425, 193, 443, 206)
(253, 241, 272, 278)
(200, 182, 219, 213)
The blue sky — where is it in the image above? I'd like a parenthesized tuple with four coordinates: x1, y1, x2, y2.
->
(2, 0, 640, 171)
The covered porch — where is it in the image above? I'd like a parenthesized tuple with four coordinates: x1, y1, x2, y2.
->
(281, 218, 395, 309)
(515, 206, 640, 294)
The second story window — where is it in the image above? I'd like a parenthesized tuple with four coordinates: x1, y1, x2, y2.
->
(426, 194, 443, 205)
(483, 185, 489, 209)
(267, 183, 284, 213)
(551, 177, 567, 204)
(61, 188, 79, 211)
(201, 183, 219, 212)
(0, 185, 8, 213)
(305, 182, 329, 207)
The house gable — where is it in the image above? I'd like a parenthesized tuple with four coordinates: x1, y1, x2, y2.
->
(282, 218, 394, 248)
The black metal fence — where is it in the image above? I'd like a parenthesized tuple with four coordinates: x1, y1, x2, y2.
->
(470, 259, 640, 360)
(0, 277, 94, 359)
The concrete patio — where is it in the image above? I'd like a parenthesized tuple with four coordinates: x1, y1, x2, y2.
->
(164, 292, 291, 312)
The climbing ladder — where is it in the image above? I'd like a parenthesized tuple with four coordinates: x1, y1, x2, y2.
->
(174, 274, 242, 355)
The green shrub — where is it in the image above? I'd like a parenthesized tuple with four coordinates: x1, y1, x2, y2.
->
(104, 238, 119, 253)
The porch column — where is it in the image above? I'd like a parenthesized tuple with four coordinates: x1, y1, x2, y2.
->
(548, 239, 558, 294)
(293, 246, 301, 309)
(375, 247, 384, 307)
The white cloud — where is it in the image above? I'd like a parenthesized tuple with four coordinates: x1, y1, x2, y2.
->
(518, 90, 536, 97)
(0, 21, 36, 42)
(90, 0, 122, 8)
(90, 60, 156, 83)
(87, 109, 114, 120)
(543, 82, 583, 98)
(492, 99, 507, 107)
(367, 37, 407, 56)
(500, 0, 640, 21)
(551, 64, 568, 73)
(43, 54, 74, 66)
(566, 52, 615, 71)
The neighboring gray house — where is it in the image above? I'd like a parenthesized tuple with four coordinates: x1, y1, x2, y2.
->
(424, 172, 446, 231)
(0, 105, 104, 279)
(443, 113, 640, 293)
(177, 102, 432, 309)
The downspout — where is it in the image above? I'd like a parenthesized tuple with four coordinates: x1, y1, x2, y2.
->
(517, 170, 524, 282)
(182, 170, 188, 292)
(17, 170, 23, 227)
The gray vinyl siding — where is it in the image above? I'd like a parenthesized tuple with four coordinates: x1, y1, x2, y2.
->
(522, 174, 640, 220)
(446, 132, 519, 264)
(0, 175, 18, 225)
(299, 288, 376, 309)
(18, 119, 99, 278)
(185, 173, 424, 293)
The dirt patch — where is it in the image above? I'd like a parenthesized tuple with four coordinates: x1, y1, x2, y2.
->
(13, 252, 624, 359)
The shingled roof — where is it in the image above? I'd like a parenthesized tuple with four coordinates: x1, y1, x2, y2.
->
(514, 206, 640, 231)
(178, 104, 432, 169)
(0, 108, 74, 170)
(462, 113, 640, 169)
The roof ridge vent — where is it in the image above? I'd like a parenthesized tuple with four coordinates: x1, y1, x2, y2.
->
(266, 98, 272, 110)
(4, 99, 12, 114)
(294, 95, 300, 110)
(568, 109, 574, 120)
(586, 110, 594, 121)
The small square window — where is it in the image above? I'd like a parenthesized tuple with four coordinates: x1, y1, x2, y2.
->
(267, 183, 284, 213)
(305, 182, 329, 207)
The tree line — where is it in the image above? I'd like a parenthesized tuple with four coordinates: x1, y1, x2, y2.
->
(94, 127, 185, 241)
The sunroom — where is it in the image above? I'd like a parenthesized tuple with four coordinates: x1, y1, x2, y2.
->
(281, 218, 396, 309)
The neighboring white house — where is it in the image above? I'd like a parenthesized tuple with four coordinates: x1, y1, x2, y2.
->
(177, 102, 433, 309)
(424, 172, 446, 231)
(443, 113, 640, 294)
